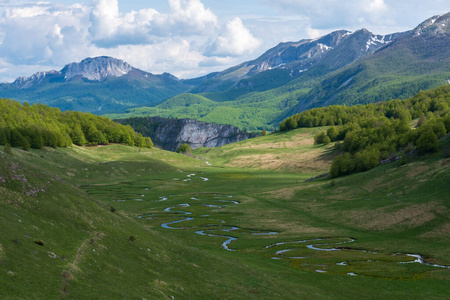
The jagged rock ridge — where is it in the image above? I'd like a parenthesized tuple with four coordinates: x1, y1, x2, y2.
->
(62, 56, 134, 81)
(12, 57, 135, 88)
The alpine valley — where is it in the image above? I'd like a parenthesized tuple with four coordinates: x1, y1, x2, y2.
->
(0, 10, 450, 300)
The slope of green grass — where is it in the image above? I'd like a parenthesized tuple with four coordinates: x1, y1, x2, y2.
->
(194, 126, 334, 173)
(106, 88, 309, 132)
(1, 129, 449, 299)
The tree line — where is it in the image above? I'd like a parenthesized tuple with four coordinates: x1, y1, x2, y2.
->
(279, 85, 450, 177)
(0, 99, 153, 150)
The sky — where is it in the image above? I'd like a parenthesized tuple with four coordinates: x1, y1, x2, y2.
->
(0, 0, 447, 82)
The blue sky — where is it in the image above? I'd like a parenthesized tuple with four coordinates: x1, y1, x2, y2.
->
(0, 0, 447, 82)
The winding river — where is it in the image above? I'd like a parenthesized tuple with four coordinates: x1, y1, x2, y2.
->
(137, 172, 450, 275)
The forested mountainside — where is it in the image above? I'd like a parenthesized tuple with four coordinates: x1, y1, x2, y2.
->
(280, 85, 450, 177)
(117, 116, 255, 151)
(0, 98, 153, 150)
(110, 13, 450, 131)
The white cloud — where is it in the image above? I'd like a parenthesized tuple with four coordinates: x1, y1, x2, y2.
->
(259, 0, 390, 29)
(89, 0, 121, 39)
(166, 0, 218, 34)
(0, 2, 91, 66)
(208, 18, 262, 56)
(0, 0, 446, 83)
(88, 0, 218, 47)
(0, 0, 251, 82)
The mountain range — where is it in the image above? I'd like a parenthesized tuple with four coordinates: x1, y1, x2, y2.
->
(1, 12, 450, 130)
(0, 56, 191, 113)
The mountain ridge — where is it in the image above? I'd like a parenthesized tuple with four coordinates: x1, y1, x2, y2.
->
(0, 56, 192, 113)
(1, 12, 450, 131)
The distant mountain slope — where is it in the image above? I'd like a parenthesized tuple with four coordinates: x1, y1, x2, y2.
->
(292, 13, 450, 113)
(117, 12, 450, 131)
(2, 13, 450, 131)
(0, 57, 192, 114)
(188, 28, 405, 100)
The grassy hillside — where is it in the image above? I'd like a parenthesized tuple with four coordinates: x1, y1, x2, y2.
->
(1, 124, 449, 298)
(107, 87, 310, 132)
(194, 126, 335, 173)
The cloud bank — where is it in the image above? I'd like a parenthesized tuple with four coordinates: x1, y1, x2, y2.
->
(0, 0, 261, 81)
(0, 0, 447, 82)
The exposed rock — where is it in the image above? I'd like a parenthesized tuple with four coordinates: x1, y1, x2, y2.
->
(117, 117, 255, 151)
(61, 56, 133, 81)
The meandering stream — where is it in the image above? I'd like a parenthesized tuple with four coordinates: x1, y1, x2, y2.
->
(137, 172, 450, 275)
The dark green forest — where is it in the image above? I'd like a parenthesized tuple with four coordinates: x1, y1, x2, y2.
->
(0, 99, 153, 150)
(280, 85, 450, 177)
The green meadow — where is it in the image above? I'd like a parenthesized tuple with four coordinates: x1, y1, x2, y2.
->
(0, 127, 449, 299)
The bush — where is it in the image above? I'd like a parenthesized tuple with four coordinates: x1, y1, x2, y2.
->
(314, 132, 331, 145)
(326, 126, 338, 141)
(415, 129, 438, 154)
(330, 153, 355, 178)
(354, 147, 380, 172)
(176, 143, 192, 154)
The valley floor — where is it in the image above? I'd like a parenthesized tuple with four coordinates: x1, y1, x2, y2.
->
(0, 139, 449, 299)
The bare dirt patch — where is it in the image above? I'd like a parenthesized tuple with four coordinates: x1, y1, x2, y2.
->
(420, 223, 450, 239)
(243, 212, 331, 236)
(362, 174, 405, 194)
(327, 187, 356, 200)
(231, 133, 314, 151)
(349, 202, 444, 231)
(262, 184, 325, 200)
(246, 135, 314, 150)
(261, 220, 331, 235)
(406, 164, 430, 179)
(227, 149, 333, 172)
(263, 187, 303, 200)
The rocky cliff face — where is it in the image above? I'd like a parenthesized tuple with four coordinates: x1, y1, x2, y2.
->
(117, 117, 255, 151)
(61, 56, 134, 81)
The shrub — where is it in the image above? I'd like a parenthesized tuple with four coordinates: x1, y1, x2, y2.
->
(415, 129, 438, 154)
(314, 132, 330, 145)
(354, 147, 380, 172)
(176, 143, 192, 154)
(330, 153, 355, 178)
(326, 126, 338, 141)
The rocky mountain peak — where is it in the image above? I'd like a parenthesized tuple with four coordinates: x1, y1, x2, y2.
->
(61, 56, 134, 81)
(242, 30, 353, 76)
(412, 12, 450, 36)
(12, 70, 60, 88)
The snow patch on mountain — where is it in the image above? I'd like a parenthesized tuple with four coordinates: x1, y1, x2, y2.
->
(318, 43, 333, 51)
(13, 70, 60, 89)
(365, 35, 391, 51)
